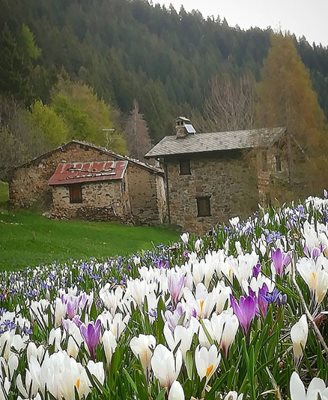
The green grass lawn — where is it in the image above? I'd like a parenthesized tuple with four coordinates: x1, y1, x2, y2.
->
(0, 182, 178, 270)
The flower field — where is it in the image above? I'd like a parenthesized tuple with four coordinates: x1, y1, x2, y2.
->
(1, 196, 328, 399)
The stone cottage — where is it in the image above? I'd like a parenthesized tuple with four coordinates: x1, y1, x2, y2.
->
(145, 117, 287, 233)
(48, 160, 131, 222)
(9, 140, 166, 225)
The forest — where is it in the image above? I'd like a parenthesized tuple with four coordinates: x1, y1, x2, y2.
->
(1, 0, 328, 183)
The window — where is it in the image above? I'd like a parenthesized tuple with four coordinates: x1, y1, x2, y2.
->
(197, 196, 211, 217)
(69, 184, 82, 203)
(261, 151, 268, 172)
(179, 159, 191, 175)
(275, 155, 282, 172)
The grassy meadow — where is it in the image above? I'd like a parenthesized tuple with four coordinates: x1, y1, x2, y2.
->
(0, 182, 178, 270)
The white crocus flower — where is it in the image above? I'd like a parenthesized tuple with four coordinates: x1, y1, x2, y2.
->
(54, 298, 67, 327)
(213, 283, 231, 314)
(0, 332, 28, 361)
(130, 334, 156, 375)
(290, 371, 328, 400)
(297, 256, 328, 304)
(198, 319, 214, 349)
(290, 315, 308, 363)
(27, 351, 94, 399)
(48, 328, 63, 352)
(0, 377, 10, 400)
(211, 311, 239, 356)
(86, 360, 105, 386)
(151, 344, 182, 388)
(168, 381, 185, 400)
(183, 283, 216, 319)
(195, 345, 221, 383)
(164, 323, 193, 360)
(102, 330, 117, 366)
(224, 392, 243, 400)
(17, 370, 39, 399)
(194, 238, 203, 252)
(181, 232, 189, 244)
(27, 342, 46, 363)
(99, 285, 124, 314)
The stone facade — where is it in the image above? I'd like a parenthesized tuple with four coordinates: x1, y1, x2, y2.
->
(9, 141, 166, 225)
(164, 151, 259, 234)
(51, 176, 131, 222)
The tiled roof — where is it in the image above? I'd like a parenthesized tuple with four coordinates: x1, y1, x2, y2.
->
(48, 161, 127, 186)
(145, 127, 286, 158)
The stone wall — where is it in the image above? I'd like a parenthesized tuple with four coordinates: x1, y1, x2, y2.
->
(165, 151, 258, 234)
(9, 142, 166, 224)
(256, 144, 288, 205)
(126, 164, 166, 225)
(50, 178, 131, 222)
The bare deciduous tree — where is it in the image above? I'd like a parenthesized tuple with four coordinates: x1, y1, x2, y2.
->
(194, 73, 256, 132)
(124, 100, 152, 162)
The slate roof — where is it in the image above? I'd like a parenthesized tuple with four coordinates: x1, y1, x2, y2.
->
(145, 127, 286, 158)
(49, 161, 128, 186)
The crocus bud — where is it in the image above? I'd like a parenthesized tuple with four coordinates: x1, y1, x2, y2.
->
(168, 381, 185, 400)
(290, 314, 308, 364)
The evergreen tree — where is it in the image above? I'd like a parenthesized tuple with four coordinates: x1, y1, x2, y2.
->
(0, 24, 34, 105)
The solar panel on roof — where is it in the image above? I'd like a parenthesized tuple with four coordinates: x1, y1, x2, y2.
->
(184, 124, 196, 134)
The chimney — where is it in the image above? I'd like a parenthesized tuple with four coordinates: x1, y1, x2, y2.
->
(175, 116, 196, 138)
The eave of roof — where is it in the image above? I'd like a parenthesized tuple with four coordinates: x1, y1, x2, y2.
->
(12, 140, 164, 175)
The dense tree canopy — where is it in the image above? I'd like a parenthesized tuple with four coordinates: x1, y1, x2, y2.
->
(1, 0, 328, 141)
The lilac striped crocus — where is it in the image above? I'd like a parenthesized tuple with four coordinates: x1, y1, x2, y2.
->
(230, 294, 256, 335)
(271, 248, 291, 276)
(80, 319, 101, 359)
(168, 273, 186, 306)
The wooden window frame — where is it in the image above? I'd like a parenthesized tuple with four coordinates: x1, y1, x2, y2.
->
(69, 184, 82, 204)
(196, 196, 211, 217)
(179, 159, 191, 175)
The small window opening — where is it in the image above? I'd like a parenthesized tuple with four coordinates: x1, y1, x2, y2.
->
(69, 184, 82, 203)
(179, 159, 191, 175)
(197, 196, 211, 217)
(275, 155, 282, 172)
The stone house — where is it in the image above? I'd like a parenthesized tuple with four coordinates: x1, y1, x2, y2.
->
(9, 140, 166, 225)
(48, 160, 131, 222)
(145, 117, 287, 233)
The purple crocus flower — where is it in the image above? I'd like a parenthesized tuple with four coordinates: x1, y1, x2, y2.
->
(304, 245, 323, 260)
(66, 298, 78, 319)
(271, 248, 291, 276)
(80, 319, 101, 359)
(230, 294, 257, 335)
(168, 273, 186, 305)
(258, 284, 269, 318)
(252, 263, 261, 278)
(265, 288, 287, 306)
